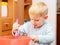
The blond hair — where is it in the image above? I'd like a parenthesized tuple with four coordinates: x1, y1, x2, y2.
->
(29, 2, 48, 17)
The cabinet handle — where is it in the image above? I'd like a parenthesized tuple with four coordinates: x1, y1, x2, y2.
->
(4, 23, 9, 27)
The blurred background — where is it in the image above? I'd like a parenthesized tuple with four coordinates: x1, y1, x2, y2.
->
(0, 0, 57, 45)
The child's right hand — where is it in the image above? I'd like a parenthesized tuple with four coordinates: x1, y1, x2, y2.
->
(12, 22, 20, 35)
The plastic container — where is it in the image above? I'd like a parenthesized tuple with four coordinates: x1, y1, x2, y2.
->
(0, 36, 31, 45)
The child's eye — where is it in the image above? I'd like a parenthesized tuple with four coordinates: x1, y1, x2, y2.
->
(35, 20, 39, 21)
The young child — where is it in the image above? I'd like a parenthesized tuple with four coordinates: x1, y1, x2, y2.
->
(12, 2, 54, 45)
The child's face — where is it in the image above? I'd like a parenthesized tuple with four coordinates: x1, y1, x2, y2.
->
(30, 15, 48, 28)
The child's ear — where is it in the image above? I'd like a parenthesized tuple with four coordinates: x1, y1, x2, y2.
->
(44, 15, 48, 19)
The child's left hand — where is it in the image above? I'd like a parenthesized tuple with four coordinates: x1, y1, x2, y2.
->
(31, 35, 39, 43)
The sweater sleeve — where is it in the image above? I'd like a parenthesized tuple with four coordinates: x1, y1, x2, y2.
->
(37, 25, 54, 44)
(17, 25, 27, 36)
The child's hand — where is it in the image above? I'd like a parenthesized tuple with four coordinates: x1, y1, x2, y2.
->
(31, 35, 39, 43)
(12, 22, 20, 35)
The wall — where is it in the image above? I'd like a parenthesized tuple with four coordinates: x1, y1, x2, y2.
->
(32, 0, 56, 45)
(57, 0, 60, 11)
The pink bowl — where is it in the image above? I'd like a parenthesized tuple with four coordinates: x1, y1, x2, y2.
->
(0, 36, 31, 45)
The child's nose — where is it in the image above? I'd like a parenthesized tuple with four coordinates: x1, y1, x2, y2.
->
(33, 21, 37, 25)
